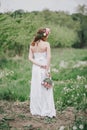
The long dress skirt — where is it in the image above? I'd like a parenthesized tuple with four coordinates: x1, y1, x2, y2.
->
(30, 52, 56, 118)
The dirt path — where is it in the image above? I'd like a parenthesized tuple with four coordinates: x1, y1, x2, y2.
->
(0, 100, 75, 130)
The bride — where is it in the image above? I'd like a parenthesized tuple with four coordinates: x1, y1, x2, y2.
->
(28, 28, 56, 118)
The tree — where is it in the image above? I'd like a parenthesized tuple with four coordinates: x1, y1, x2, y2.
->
(76, 4, 87, 15)
(11, 9, 25, 18)
(73, 4, 87, 48)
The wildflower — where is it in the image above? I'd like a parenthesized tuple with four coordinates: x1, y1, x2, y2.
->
(6, 72, 9, 76)
(63, 87, 67, 91)
(73, 61, 87, 68)
(59, 60, 67, 68)
(72, 95, 74, 98)
(67, 100, 71, 103)
(85, 85, 87, 89)
(77, 93, 79, 96)
(83, 93, 86, 96)
(79, 124, 84, 129)
(77, 75, 81, 80)
(66, 88, 69, 92)
(52, 68, 59, 73)
(59, 126, 65, 130)
(73, 126, 77, 130)
(0, 71, 4, 78)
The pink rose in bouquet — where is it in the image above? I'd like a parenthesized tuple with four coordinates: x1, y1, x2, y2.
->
(41, 77, 53, 89)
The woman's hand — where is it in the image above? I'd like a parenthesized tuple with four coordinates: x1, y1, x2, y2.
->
(40, 65, 51, 77)
(40, 65, 47, 69)
(45, 70, 51, 77)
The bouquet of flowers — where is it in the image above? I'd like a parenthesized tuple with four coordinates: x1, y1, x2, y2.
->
(41, 77, 53, 89)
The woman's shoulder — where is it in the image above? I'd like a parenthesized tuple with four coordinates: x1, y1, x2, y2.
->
(43, 41, 50, 46)
(30, 45, 35, 49)
(29, 45, 35, 52)
(45, 41, 50, 47)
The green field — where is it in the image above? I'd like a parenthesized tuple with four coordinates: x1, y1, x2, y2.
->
(0, 48, 87, 110)
(0, 48, 87, 129)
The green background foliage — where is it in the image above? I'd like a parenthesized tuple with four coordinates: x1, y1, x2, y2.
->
(0, 9, 87, 57)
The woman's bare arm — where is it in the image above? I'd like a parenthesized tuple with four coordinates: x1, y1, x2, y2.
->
(46, 42, 51, 72)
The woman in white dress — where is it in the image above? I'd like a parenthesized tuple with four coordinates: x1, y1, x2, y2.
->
(29, 28, 56, 118)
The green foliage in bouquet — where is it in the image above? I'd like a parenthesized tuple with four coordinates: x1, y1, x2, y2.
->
(41, 77, 53, 89)
(43, 78, 52, 85)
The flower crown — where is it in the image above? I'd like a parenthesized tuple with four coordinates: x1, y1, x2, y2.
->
(43, 28, 50, 36)
(37, 28, 50, 38)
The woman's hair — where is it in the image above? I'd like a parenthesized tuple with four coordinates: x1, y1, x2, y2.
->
(31, 28, 50, 46)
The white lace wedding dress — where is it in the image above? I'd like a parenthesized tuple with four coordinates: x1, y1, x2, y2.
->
(30, 52, 56, 118)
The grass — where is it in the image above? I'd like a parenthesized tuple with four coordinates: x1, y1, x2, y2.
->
(0, 48, 87, 103)
(0, 56, 31, 101)
(0, 48, 87, 130)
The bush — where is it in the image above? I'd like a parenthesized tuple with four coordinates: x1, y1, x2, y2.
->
(49, 26, 79, 47)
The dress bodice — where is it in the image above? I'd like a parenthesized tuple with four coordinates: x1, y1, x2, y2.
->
(33, 52, 47, 66)
(34, 52, 47, 60)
